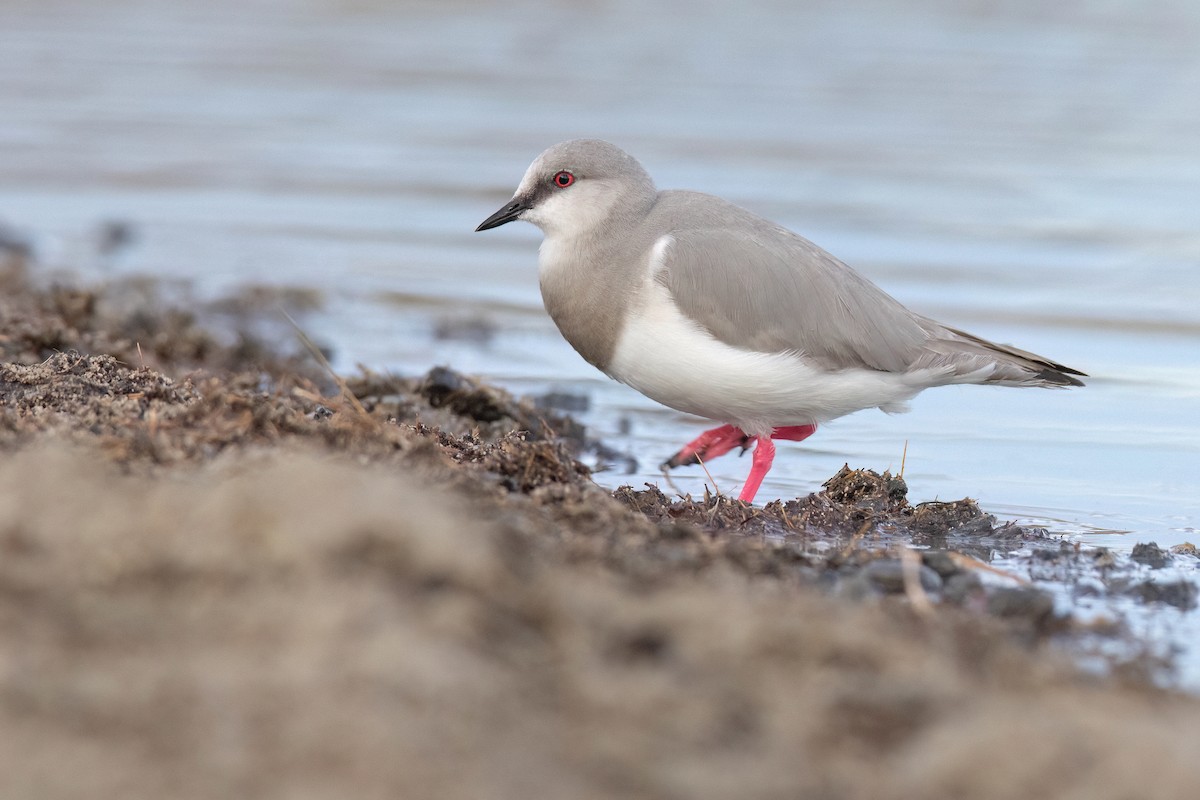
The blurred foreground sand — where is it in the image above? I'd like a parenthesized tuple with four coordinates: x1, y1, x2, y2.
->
(2, 261, 1199, 798)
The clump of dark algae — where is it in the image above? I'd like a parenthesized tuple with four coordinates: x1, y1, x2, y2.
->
(3, 251, 1200, 800)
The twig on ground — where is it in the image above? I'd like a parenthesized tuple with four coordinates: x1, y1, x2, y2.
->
(280, 307, 372, 425)
(900, 547, 935, 616)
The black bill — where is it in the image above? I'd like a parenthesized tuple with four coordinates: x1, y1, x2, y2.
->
(475, 198, 529, 231)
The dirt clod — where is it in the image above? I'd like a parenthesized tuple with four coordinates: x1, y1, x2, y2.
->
(1131, 541, 1170, 569)
(1128, 580, 1198, 611)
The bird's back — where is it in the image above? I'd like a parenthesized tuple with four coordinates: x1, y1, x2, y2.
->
(640, 190, 1084, 388)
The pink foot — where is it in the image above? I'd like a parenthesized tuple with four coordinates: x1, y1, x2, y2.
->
(662, 423, 750, 469)
(771, 424, 817, 443)
(665, 423, 820, 504)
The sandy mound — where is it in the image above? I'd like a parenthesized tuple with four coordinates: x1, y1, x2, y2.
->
(1, 258, 1198, 798)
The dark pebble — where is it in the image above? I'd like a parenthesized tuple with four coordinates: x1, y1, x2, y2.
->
(1128, 580, 1197, 611)
(987, 587, 1055, 623)
(421, 366, 510, 423)
(1130, 542, 1169, 569)
(921, 550, 961, 579)
(942, 572, 984, 606)
(432, 315, 497, 345)
(1032, 547, 1064, 562)
(535, 391, 591, 413)
(864, 558, 943, 594)
(98, 219, 137, 254)
(424, 365, 465, 393)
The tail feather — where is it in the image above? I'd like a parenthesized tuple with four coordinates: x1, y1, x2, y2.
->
(916, 320, 1087, 388)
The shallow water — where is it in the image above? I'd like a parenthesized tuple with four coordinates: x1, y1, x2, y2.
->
(2, 0, 1198, 552)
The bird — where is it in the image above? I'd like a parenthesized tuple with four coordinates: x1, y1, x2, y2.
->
(475, 139, 1085, 504)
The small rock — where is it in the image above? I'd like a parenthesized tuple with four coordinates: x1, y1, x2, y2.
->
(864, 558, 942, 594)
(921, 550, 960, 579)
(834, 570, 875, 602)
(1032, 547, 1064, 562)
(942, 572, 984, 607)
(535, 391, 590, 413)
(98, 219, 137, 255)
(1128, 580, 1198, 611)
(432, 314, 497, 345)
(987, 587, 1055, 625)
(423, 364, 466, 394)
(420, 366, 511, 423)
(1169, 542, 1198, 557)
(1130, 542, 1169, 569)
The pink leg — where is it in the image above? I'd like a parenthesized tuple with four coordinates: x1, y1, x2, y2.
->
(737, 436, 776, 503)
(739, 425, 817, 503)
(662, 423, 750, 469)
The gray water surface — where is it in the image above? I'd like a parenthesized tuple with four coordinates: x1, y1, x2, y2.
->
(2, 0, 1198, 550)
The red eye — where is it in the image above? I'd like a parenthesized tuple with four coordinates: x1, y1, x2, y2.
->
(553, 171, 575, 188)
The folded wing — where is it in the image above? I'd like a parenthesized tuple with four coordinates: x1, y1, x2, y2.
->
(655, 224, 1084, 387)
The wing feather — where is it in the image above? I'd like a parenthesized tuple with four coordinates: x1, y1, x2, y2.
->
(648, 194, 1085, 387)
(656, 225, 929, 373)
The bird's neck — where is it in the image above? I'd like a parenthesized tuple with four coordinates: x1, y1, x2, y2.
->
(538, 228, 639, 374)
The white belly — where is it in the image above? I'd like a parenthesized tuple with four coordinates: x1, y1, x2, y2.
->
(608, 281, 948, 436)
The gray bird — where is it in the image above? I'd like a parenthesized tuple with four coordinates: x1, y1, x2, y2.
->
(476, 139, 1085, 503)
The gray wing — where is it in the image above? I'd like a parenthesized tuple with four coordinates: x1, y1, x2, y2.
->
(656, 222, 1085, 386)
(657, 225, 929, 372)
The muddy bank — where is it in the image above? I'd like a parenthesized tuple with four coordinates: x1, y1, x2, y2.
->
(2, 258, 1200, 799)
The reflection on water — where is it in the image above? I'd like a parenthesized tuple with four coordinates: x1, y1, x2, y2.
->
(1, 0, 1198, 549)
